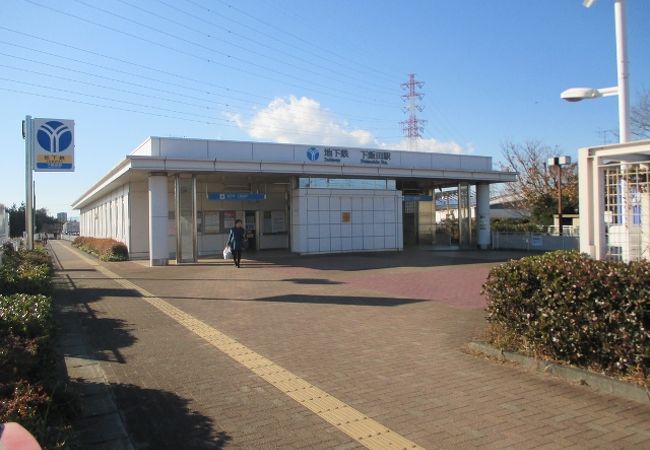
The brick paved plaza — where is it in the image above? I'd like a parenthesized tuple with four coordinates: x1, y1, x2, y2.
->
(50, 241, 650, 449)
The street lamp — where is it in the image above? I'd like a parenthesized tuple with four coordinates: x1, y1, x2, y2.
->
(547, 156, 572, 236)
(561, 0, 630, 143)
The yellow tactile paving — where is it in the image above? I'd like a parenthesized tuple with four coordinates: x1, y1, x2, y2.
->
(55, 243, 425, 450)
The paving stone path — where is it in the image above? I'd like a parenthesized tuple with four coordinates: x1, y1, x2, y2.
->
(51, 241, 650, 449)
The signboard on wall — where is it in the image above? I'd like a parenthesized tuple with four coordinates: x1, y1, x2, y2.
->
(207, 192, 266, 201)
(32, 118, 75, 172)
(303, 146, 392, 166)
(223, 211, 236, 229)
(403, 195, 433, 202)
(270, 210, 286, 233)
(204, 212, 220, 234)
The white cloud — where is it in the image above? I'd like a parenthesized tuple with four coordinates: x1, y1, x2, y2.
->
(229, 95, 471, 154)
(379, 138, 472, 155)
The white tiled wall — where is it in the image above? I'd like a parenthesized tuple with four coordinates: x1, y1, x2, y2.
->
(291, 188, 403, 254)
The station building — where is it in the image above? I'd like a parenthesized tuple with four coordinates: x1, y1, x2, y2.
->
(71, 137, 516, 266)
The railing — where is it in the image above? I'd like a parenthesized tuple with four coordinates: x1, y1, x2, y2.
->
(546, 225, 579, 237)
(492, 231, 579, 252)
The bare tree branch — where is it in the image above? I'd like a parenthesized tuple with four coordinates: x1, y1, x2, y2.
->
(632, 90, 650, 139)
(499, 140, 578, 223)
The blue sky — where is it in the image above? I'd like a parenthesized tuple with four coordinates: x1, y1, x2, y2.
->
(1, 0, 649, 217)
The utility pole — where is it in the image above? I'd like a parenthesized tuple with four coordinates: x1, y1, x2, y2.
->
(24, 116, 34, 250)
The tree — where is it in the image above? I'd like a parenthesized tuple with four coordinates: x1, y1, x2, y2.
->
(8, 203, 25, 237)
(631, 89, 650, 139)
(499, 140, 579, 225)
(7, 203, 58, 237)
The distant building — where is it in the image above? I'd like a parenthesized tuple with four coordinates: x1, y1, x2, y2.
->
(62, 220, 80, 235)
(57, 212, 68, 223)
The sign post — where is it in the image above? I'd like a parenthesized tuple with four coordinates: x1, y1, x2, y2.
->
(23, 116, 75, 250)
(24, 116, 34, 250)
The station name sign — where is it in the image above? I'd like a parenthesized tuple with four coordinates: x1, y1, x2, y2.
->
(207, 192, 267, 201)
(305, 146, 392, 165)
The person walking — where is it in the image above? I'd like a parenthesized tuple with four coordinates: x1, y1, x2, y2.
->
(227, 219, 246, 268)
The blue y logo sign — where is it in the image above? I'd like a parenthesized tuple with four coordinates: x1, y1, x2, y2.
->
(37, 121, 73, 153)
(306, 147, 320, 161)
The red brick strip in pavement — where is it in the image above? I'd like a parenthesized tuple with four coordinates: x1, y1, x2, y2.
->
(346, 267, 492, 310)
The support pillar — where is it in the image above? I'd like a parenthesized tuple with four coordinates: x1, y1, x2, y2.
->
(148, 173, 169, 266)
(476, 182, 490, 249)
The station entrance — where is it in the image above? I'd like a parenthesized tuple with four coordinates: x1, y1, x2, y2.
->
(400, 182, 474, 249)
(171, 174, 291, 263)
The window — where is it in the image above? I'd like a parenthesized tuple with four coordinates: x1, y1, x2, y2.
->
(299, 178, 396, 190)
(263, 210, 287, 234)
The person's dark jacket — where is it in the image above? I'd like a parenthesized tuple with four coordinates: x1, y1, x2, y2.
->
(227, 227, 246, 251)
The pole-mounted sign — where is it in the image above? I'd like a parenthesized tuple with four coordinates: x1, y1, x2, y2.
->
(23, 116, 75, 250)
(31, 118, 75, 172)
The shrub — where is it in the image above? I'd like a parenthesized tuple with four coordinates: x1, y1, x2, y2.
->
(0, 248, 73, 447)
(73, 236, 129, 261)
(0, 294, 52, 339)
(0, 250, 53, 295)
(491, 218, 545, 233)
(483, 251, 649, 380)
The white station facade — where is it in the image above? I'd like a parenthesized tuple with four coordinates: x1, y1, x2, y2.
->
(72, 137, 515, 265)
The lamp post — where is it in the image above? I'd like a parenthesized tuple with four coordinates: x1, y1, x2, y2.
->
(560, 0, 630, 143)
(548, 156, 572, 235)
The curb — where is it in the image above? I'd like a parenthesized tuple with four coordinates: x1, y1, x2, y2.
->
(467, 341, 650, 405)
(50, 243, 136, 450)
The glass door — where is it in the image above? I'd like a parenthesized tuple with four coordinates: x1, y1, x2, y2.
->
(458, 182, 472, 248)
(175, 176, 197, 263)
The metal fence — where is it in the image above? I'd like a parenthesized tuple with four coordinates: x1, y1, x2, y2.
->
(492, 231, 579, 252)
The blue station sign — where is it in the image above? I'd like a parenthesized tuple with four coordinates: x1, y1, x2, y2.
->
(207, 192, 267, 201)
(403, 195, 433, 202)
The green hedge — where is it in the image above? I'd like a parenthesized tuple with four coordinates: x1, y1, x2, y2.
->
(483, 251, 649, 381)
(0, 247, 53, 295)
(72, 236, 129, 261)
(0, 248, 73, 448)
(0, 293, 52, 339)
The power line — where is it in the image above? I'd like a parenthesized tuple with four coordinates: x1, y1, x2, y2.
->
(209, 0, 398, 82)
(1, 76, 225, 120)
(0, 59, 401, 132)
(0, 62, 218, 112)
(0, 82, 404, 142)
(257, 0, 398, 81)
(156, 0, 397, 91)
(0, 30, 400, 125)
(180, 0, 397, 85)
(115, 0, 396, 96)
(23, 0, 395, 107)
(71, 0, 393, 98)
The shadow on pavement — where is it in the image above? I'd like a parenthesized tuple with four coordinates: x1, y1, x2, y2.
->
(238, 249, 531, 272)
(154, 294, 424, 306)
(257, 294, 425, 307)
(281, 278, 344, 285)
(71, 380, 230, 449)
(54, 284, 139, 364)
